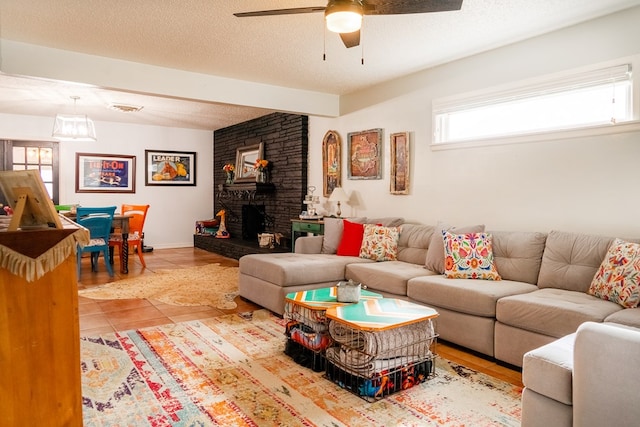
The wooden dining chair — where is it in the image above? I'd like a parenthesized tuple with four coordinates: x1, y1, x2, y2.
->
(109, 204, 150, 268)
(75, 206, 117, 278)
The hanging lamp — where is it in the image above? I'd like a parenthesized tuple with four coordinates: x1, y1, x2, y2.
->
(52, 96, 97, 141)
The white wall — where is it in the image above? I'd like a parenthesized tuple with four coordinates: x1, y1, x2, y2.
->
(308, 6, 640, 238)
(0, 113, 213, 248)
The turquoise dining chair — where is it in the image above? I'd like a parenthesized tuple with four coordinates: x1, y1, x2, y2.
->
(76, 206, 117, 278)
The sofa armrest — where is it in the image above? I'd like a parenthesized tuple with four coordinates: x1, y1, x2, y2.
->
(573, 321, 640, 427)
(294, 235, 324, 253)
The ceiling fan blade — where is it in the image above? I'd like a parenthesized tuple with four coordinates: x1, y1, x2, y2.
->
(339, 30, 361, 48)
(363, 0, 463, 15)
(234, 7, 326, 18)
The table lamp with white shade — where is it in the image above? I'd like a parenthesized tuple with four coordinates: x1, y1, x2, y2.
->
(329, 187, 349, 217)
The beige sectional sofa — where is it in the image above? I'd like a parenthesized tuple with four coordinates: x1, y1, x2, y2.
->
(238, 217, 640, 368)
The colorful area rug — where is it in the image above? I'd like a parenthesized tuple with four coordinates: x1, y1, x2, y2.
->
(78, 263, 239, 309)
(80, 310, 522, 426)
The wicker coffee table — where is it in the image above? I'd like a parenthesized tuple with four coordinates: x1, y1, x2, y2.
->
(283, 286, 382, 371)
(325, 298, 439, 401)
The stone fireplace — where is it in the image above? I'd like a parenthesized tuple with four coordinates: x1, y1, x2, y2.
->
(193, 112, 309, 259)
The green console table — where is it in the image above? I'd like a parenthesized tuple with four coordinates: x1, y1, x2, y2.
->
(291, 219, 324, 252)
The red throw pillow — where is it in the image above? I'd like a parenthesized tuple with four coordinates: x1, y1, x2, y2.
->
(336, 219, 365, 256)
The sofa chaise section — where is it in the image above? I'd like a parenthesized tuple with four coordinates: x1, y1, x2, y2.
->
(238, 252, 372, 315)
(521, 321, 640, 427)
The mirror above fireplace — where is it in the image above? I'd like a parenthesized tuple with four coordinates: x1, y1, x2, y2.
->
(234, 142, 264, 182)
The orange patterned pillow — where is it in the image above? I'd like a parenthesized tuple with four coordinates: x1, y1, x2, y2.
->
(589, 239, 640, 308)
(359, 224, 401, 261)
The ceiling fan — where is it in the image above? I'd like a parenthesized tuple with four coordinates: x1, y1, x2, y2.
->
(234, 0, 464, 48)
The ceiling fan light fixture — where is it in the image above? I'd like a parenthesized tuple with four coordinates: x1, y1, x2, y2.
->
(325, 1, 363, 33)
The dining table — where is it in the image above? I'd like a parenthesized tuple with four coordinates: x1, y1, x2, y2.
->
(110, 214, 131, 274)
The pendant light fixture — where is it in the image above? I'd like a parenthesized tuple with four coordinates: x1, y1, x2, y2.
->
(52, 96, 97, 142)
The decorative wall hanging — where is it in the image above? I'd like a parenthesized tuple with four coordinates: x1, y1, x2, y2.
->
(145, 150, 196, 186)
(390, 132, 410, 195)
(76, 153, 136, 193)
(347, 128, 382, 180)
(322, 130, 341, 196)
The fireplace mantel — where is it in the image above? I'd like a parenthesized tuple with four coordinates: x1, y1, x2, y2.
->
(217, 183, 275, 201)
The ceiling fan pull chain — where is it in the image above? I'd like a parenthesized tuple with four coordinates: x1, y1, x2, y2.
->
(323, 23, 327, 61)
(361, 26, 364, 65)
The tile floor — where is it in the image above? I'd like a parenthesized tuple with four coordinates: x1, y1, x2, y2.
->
(77, 247, 522, 387)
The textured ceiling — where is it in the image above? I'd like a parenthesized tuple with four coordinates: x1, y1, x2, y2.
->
(0, 0, 639, 130)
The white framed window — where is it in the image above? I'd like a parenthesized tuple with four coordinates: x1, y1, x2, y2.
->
(433, 59, 638, 148)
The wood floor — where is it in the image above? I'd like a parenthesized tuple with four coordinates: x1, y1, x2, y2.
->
(77, 247, 523, 388)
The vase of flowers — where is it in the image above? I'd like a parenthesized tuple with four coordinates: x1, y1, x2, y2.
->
(254, 159, 269, 183)
(222, 163, 235, 184)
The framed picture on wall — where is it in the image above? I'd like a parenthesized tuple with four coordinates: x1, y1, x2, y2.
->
(322, 130, 341, 196)
(234, 142, 264, 183)
(75, 153, 136, 193)
(390, 132, 410, 195)
(144, 150, 196, 186)
(347, 128, 383, 180)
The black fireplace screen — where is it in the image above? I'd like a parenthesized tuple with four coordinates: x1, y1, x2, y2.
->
(242, 205, 266, 241)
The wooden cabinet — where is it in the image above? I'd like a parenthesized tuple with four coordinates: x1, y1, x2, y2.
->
(291, 219, 324, 252)
(0, 226, 87, 426)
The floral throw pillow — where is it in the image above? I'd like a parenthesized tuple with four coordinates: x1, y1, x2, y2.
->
(588, 239, 640, 309)
(359, 224, 401, 262)
(443, 231, 501, 280)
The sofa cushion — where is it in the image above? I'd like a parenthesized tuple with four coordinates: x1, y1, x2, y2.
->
(359, 224, 401, 261)
(321, 216, 366, 254)
(346, 261, 436, 295)
(588, 238, 640, 308)
(491, 230, 547, 284)
(537, 230, 614, 292)
(604, 307, 640, 328)
(424, 223, 485, 273)
(336, 220, 365, 256)
(522, 332, 575, 405)
(396, 223, 434, 265)
(239, 253, 372, 287)
(443, 231, 501, 280)
(496, 288, 622, 338)
(406, 275, 536, 317)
